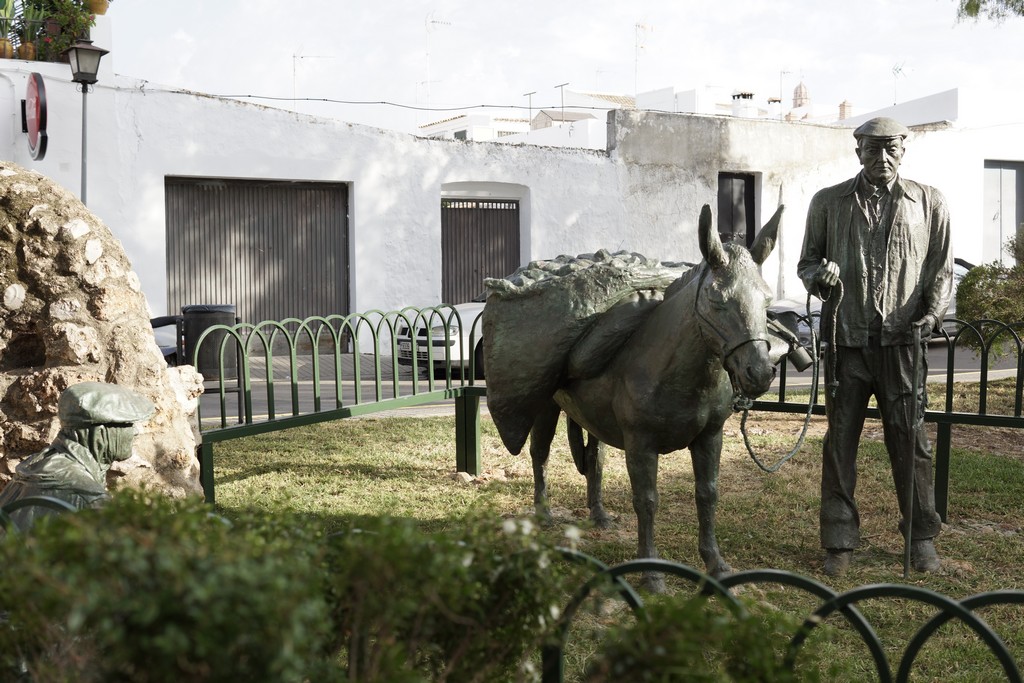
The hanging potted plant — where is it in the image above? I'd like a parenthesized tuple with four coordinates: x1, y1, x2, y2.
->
(14, 0, 45, 60)
(87, 0, 108, 15)
(0, 0, 15, 58)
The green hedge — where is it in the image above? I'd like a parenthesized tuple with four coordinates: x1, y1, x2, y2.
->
(955, 236, 1024, 355)
(1, 491, 833, 681)
(0, 492, 577, 682)
(0, 492, 331, 682)
(583, 595, 825, 682)
(324, 515, 576, 682)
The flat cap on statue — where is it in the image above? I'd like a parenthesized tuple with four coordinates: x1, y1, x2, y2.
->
(58, 382, 155, 428)
(853, 117, 910, 140)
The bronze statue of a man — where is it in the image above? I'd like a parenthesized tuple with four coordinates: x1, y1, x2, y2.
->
(0, 382, 154, 531)
(798, 117, 953, 577)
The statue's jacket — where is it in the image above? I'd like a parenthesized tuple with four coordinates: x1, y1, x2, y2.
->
(0, 437, 109, 530)
(797, 174, 953, 347)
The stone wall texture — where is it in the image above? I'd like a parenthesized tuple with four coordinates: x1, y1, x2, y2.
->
(0, 162, 203, 498)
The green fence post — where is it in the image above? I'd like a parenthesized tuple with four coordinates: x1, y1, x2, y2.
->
(455, 392, 481, 475)
(198, 442, 216, 505)
(541, 643, 564, 683)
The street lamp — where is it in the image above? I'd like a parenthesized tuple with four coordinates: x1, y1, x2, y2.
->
(64, 39, 108, 206)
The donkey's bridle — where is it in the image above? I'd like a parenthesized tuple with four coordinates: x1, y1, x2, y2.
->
(693, 265, 769, 362)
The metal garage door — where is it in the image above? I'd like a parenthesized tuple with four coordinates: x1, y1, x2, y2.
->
(441, 199, 520, 304)
(165, 177, 349, 323)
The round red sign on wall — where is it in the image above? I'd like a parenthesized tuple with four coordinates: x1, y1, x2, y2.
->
(26, 72, 47, 160)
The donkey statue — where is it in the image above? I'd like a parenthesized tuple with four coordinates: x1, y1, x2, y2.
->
(484, 204, 784, 591)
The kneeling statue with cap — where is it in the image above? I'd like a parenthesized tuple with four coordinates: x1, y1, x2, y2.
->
(0, 382, 155, 531)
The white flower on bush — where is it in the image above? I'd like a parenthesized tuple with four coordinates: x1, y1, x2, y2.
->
(563, 524, 581, 550)
(537, 551, 550, 570)
(502, 517, 536, 536)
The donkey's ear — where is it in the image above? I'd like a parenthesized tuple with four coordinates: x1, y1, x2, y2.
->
(698, 204, 728, 268)
(750, 204, 785, 265)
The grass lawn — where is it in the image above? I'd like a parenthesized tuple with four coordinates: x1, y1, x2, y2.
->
(211, 389, 1024, 681)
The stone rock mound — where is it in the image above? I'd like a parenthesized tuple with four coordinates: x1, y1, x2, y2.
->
(0, 162, 203, 498)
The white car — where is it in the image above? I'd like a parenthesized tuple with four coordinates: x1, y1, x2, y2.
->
(395, 297, 486, 379)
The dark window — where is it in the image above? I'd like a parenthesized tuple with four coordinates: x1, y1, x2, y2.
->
(717, 172, 756, 248)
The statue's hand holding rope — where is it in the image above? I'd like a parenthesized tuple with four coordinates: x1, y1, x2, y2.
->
(814, 258, 840, 290)
(812, 258, 843, 398)
(739, 258, 843, 473)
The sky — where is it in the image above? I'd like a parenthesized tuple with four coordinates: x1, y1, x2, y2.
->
(105, 0, 1024, 134)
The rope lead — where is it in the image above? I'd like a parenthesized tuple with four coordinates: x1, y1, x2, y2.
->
(740, 281, 843, 473)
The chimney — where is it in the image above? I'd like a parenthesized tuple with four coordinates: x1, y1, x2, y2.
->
(731, 91, 756, 118)
(838, 99, 854, 120)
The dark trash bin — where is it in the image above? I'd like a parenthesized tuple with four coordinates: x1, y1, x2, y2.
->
(150, 315, 183, 366)
(181, 304, 239, 381)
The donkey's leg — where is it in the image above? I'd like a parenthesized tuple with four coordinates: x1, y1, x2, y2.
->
(624, 442, 665, 593)
(529, 400, 561, 522)
(690, 427, 732, 578)
(568, 418, 611, 528)
(585, 437, 611, 528)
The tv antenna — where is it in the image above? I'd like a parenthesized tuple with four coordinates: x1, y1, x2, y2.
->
(425, 12, 452, 107)
(891, 62, 905, 105)
(292, 52, 334, 111)
(779, 69, 791, 119)
(523, 91, 536, 124)
(555, 82, 569, 122)
(634, 22, 652, 97)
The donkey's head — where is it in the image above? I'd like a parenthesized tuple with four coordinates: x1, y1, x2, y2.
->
(694, 203, 784, 399)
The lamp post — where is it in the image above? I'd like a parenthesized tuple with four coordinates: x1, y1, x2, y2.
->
(64, 39, 108, 206)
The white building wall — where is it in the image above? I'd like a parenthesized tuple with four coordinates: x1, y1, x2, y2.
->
(126, 93, 635, 316)
(609, 108, 1024, 299)
(2, 53, 1021, 316)
(900, 123, 1024, 268)
(1, 63, 631, 316)
(609, 111, 856, 300)
(498, 118, 607, 150)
